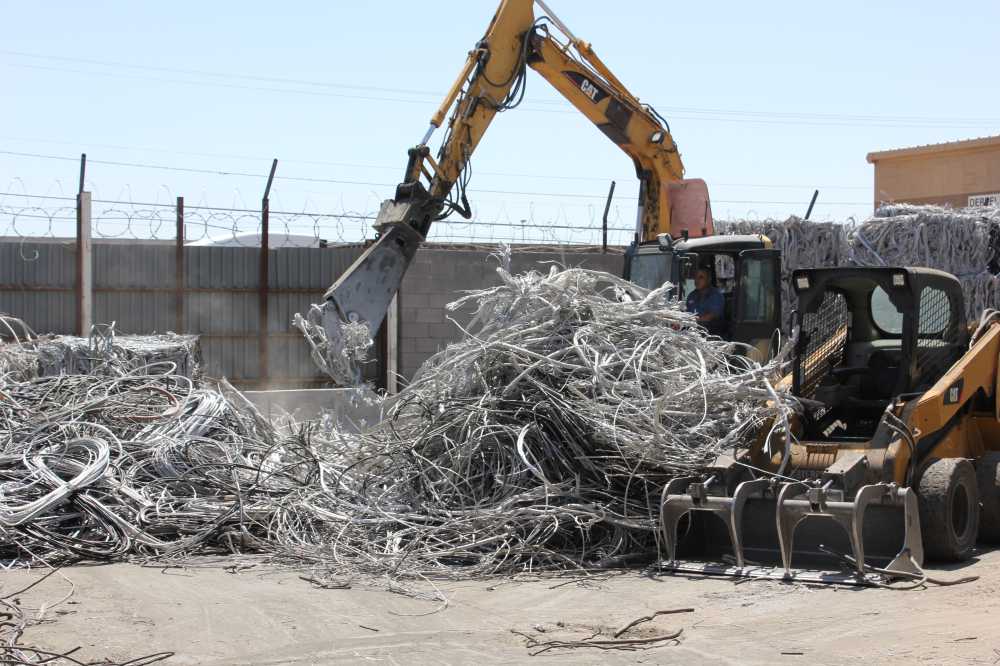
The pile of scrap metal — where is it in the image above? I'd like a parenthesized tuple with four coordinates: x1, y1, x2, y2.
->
(0, 268, 793, 584)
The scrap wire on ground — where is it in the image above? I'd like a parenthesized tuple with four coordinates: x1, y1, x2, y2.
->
(0, 267, 792, 582)
(0, 567, 173, 666)
(513, 608, 693, 655)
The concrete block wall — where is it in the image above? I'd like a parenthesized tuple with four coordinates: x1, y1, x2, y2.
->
(397, 249, 623, 382)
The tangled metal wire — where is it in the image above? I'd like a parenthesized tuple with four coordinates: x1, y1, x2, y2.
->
(0, 266, 791, 584)
(0, 319, 199, 385)
(292, 309, 372, 386)
(282, 266, 792, 577)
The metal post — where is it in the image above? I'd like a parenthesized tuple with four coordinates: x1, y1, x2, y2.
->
(804, 189, 819, 220)
(259, 159, 277, 381)
(602, 180, 616, 253)
(175, 196, 185, 333)
(78, 153, 87, 194)
(75, 191, 92, 336)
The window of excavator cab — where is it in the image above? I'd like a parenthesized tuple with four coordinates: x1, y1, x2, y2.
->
(870, 286, 903, 335)
(738, 255, 776, 322)
(629, 253, 673, 291)
(681, 255, 735, 296)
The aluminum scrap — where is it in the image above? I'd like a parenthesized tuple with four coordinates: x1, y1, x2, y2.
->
(717, 217, 848, 332)
(278, 266, 795, 577)
(0, 318, 200, 383)
(719, 203, 1000, 328)
(0, 267, 793, 582)
(848, 203, 1000, 321)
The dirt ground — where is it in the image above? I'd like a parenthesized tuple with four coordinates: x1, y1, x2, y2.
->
(6, 550, 1000, 665)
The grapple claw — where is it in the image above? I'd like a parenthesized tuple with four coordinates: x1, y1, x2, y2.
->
(660, 476, 770, 570)
(774, 481, 924, 578)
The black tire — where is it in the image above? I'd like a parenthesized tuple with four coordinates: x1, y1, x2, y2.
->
(976, 452, 1000, 543)
(918, 458, 979, 561)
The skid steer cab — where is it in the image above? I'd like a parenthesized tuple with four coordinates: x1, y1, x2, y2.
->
(661, 266, 1000, 583)
(624, 234, 781, 361)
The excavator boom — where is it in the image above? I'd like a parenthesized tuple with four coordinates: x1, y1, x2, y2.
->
(317, 0, 712, 381)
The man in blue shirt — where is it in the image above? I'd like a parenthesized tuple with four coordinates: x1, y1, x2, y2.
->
(686, 269, 726, 335)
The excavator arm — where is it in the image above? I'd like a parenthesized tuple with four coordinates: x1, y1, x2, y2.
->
(317, 0, 711, 383)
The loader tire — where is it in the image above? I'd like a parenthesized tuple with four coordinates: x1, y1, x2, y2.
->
(975, 453, 1000, 543)
(918, 458, 979, 562)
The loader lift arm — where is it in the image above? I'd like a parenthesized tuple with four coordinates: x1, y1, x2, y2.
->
(316, 0, 710, 382)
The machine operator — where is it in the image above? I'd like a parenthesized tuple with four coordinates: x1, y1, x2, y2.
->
(686, 268, 725, 335)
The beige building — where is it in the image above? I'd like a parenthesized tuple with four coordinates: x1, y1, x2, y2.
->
(867, 135, 1000, 209)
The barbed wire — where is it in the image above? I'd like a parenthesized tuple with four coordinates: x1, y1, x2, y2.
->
(0, 188, 638, 249)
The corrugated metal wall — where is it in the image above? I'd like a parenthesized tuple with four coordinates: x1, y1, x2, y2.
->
(0, 241, 370, 387)
(0, 241, 77, 333)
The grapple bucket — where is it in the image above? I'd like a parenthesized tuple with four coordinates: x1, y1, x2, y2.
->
(659, 477, 924, 583)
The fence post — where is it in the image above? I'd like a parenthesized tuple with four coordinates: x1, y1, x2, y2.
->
(602, 180, 616, 254)
(175, 196, 185, 333)
(259, 159, 277, 382)
(75, 153, 92, 336)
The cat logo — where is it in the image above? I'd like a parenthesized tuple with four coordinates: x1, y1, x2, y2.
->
(563, 71, 608, 104)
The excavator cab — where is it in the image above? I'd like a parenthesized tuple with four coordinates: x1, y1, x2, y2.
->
(625, 234, 781, 360)
(658, 266, 996, 584)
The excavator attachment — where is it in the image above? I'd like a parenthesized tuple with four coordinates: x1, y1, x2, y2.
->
(315, 204, 424, 384)
(658, 458, 924, 585)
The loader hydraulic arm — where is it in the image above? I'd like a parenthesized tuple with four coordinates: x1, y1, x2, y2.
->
(318, 0, 705, 384)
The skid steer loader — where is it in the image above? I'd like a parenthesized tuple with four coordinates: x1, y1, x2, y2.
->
(660, 266, 1000, 583)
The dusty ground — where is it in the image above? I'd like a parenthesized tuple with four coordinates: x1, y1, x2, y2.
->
(5, 551, 1000, 665)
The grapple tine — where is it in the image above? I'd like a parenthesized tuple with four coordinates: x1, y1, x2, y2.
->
(882, 487, 925, 577)
(850, 484, 890, 577)
(659, 477, 699, 563)
(660, 495, 695, 564)
(776, 482, 809, 577)
(729, 478, 770, 569)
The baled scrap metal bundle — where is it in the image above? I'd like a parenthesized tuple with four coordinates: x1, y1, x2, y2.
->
(292, 266, 792, 576)
(852, 203, 1000, 275)
(0, 316, 201, 383)
(719, 204, 1000, 327)
(717, 217, 849, 332)
(849, 203, 1000, 321)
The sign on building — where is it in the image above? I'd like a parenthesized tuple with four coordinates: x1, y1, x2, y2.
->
(969, 193, 1000, 207)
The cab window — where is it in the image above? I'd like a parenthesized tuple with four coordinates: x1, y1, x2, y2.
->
(739, 256, 776, 323)
(870, 287, 903, 335)
(629, 253, 673, 290)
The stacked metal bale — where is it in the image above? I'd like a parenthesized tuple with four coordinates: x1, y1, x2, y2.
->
(0, 322, 200, 382)
(848, 204, 1000, 322)
(719, 204, 1000, 329)
(716, 217, 850, 332)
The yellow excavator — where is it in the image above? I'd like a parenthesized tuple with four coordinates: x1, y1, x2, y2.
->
(317, 0, 780, 360)
(661, 266, 1000, 583)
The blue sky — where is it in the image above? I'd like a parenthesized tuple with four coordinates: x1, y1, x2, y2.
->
(1, 0, 999, 244)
